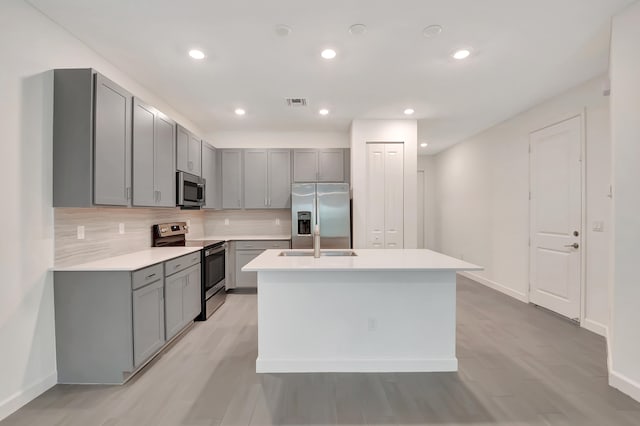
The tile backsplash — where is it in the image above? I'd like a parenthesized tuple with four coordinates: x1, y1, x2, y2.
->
(54, 208, 292, 266)
(54, 208, 205, 266)
(204, 209, 291, 237)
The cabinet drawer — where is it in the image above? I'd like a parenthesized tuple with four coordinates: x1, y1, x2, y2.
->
(165, 252, 201, 276)
(132, 264, 163, 290)
(235, 240, 290, 250)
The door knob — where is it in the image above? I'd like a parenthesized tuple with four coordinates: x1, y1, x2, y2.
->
(564, 243, 579, 249)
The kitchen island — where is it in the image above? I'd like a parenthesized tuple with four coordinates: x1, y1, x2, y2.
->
(243, 249, 482, 373)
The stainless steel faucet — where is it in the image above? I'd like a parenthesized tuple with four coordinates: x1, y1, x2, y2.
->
(313, 224, 320, 258)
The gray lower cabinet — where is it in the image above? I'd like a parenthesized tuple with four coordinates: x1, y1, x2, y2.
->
(132, 98, 176, 207)
(202, 142, 220, 209)
(293, 149, 349, 183)
(164, 263, 201, 341)
(243, 149, 291, 209)
(229, 240, 291, 288)
(132, 280, 165, 367)
(221, 149, 243, 209)
(53, 69, 133, 207)
(177, 125, 202, 177)
(53, 254, 201, 385)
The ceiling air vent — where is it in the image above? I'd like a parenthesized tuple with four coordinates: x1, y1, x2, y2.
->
(286, 98, 307, 107)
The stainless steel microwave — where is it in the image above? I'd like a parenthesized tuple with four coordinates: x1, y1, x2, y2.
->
(177, 171, 205, 208)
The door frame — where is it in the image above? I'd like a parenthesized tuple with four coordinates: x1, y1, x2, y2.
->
(528, 111, 587, 324)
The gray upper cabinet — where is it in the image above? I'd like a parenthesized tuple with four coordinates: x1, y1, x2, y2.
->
(268, 150, 292, 208)
(176, 125, 202, 176)
(243, 150, 268, 209)
(132, 279, 165, 367)
(202, 142, 220, 209)
(293, 150, 318, 182)
(243, 149, 291, 209)
(221, 149, 243, 209)
(53, 69, 133, 207)
(132, 98, 176, 207)
(293, 149, 348, 183)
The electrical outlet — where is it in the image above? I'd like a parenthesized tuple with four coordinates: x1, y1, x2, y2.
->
(224, 218, 230, 226)
(460, 254, 465, 261)
(77, 226, 85, 240)
(275, 218, 281, 226)
(593, 221, 604, 232)
(187, 219, 191, 228)
(367, 318, 377, 332)
(118, 223, 125, 234)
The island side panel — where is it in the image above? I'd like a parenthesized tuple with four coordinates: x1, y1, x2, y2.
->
(256, 270, 457, 373)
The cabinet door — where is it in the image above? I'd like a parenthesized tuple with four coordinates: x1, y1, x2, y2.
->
(176, 125, 190, 173)
(132, 280, 165, 367)
(132, 98, 156, 206)
(183, 265, 202, 322)
(235, 250, 262, 288)
(154, 113, 176, 207)
(164, 273, 185, 341)
(188, 135, 202, 176)
(268, 150, 291, 208)
(202, 143, 219, 209)
(94, 73, 132, 206)
(221, 150, 243, 209)
(318, 149, 345, 182)
(293, 150, 318, 182)
(243, 150, 268, 209)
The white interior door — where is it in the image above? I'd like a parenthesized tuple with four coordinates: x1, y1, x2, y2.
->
(384, 143, 404, 248)
(366, 144, 386, 248)
(417, 170, 425, 249)
(529, 116, 582, 320)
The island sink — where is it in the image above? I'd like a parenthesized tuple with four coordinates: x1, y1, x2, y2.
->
(279, 250, 357, 257)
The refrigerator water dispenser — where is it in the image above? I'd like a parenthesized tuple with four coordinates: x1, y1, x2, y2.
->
(297, 211, 312, 235)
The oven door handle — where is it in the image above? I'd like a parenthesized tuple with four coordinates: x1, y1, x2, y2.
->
(205, 246, 226, 256)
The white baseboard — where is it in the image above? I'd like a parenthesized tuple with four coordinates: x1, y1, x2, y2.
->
(256, 357, 458, 373)
(582, 318, 608, 337)
(0, 371, 57, 422)
(458, 271, 529, 303)
(609, 370, 640, 403)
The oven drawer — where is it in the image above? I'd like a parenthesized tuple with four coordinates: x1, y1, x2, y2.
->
(165, 252, 201, 276)
(235, 240, 290, 250)
(132, 263, 163, 290)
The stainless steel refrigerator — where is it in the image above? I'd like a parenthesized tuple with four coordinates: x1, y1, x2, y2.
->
(291, 183, 351, 249)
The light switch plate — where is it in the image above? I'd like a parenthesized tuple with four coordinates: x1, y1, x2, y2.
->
(77, 226, 85, 240)
(118, 223, 125, 234)
(593, 221, 604, 232)
(224, 218, 230, 226)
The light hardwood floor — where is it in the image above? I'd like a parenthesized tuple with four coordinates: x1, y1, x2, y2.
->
(3, 276, 640, 425)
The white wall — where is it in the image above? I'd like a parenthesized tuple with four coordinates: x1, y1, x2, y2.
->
(0, 0, 201, 419)
(609, 0, 640, 402)
(431, 75, 612, 333)
(205, 130, 349, 148)
(350, 120, 418, 249)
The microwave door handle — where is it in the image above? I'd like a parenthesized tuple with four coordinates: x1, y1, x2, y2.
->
(177, 172, 184, 205)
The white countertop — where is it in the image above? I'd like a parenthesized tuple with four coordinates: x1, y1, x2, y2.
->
(188, 234, 291, 242)
(53, 247, 202, 272)
(243, 249, 483, 272)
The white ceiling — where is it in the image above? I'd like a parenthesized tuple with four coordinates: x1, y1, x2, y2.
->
(28, 0, 634, 153)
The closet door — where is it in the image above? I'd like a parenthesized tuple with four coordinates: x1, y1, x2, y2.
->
(366, 143, 386, 248)
(384, 144, 404, 248)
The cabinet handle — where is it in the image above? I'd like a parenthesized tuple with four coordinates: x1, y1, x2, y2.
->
(146, 273, 156, 279)
(188, 161, 193, 170)
(158, 191, 161, 202)
(174, 264, 181, 269)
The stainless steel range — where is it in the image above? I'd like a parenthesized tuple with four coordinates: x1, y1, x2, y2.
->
(152, 222, 226, 320)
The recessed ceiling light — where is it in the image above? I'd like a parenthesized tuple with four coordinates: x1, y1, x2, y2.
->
(275, 24, 292, 37)
(422, 25, 443, 38)
(321, 49, 337, 59)
(420, 143, 428, 148)
(234, 108, 246, 116)
(349, 24, 367, 35)
(452, 49, 471, 60)
(188, 49, 205, 60)
(319, 108, 330, 116)
(404, 108, 415, 115)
